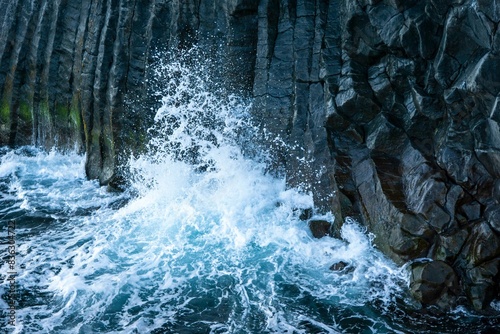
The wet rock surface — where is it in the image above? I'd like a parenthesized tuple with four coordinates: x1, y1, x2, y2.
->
(410, 260, 460, 310)
(309, 219, 332, 238)
(1, 0, 500, 310)
(329, 261, 354, 273)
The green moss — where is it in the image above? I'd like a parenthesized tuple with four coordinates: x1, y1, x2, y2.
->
(0, 98, 10, 124)
(55, 103, 69, 121)
(91, 129, 101, 148)
(19, 101, 33, 122)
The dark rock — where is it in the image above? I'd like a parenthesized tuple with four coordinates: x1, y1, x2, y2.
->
(464, 259, 500, 310)
(461, 201, 482, 222)
(389, 226, 430, 260)
(329, 261, 354, 273)
(434, 229, 469, 262)
(493, 179, 500, 203)
(299, 208, 313, 221)
(330, 261, 347, 271)
(368, 4, 404, 48)
(473, 119, 500, 178)
(486, 206, 500, 234)
(368, 62, 393, 109)
(400, 213, 434, 239)
(463, 222, 500, 268)
(106, 174, 128, 193)
(309, 220, 332, 239)
(402, 147, 453, 233)
(410, 260, 460, 310)
(455, 221, 500, 309)
(0, 0, 260, 184)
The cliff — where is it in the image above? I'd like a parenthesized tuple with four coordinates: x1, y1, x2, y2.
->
(1, 0, 499, 311)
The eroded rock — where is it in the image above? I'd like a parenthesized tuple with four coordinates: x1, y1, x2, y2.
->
(329, 261, 354, 273)
(410, 260, 460, 310)
(309, 220, 332, 239)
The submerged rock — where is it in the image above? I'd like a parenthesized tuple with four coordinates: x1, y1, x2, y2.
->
(299, 208, 314, 221)
(329, 261, 354, 274)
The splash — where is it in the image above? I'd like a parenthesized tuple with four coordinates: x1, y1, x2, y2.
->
(106, 54, 409, 332)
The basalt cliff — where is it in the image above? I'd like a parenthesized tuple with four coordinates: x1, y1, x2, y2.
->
(1, 0, 500, 311)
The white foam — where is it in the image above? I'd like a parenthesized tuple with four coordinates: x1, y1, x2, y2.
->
(0, 160, 19, 178)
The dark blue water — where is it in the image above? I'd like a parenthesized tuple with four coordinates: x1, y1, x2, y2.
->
(1, 59, 499, 333)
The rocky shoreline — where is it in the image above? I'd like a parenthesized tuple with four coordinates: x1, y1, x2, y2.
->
(1, 0, 499, 311)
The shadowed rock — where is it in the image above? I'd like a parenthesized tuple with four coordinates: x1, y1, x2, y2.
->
(309, 219, 332, 238)
(329, 261, 354, 273)
(410, 260, 460, 310)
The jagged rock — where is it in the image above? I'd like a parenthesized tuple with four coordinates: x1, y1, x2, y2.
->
(329, 261, 354, 273)
(0, 0, 259, 184)
(434, 229, 469, 263)
(463, 222, 500, 268)
(400, 213, 434, 239)
(309, 220, 332, 239)
(389, 226, 430, 261)
(486, 206, 500, 234)
(455, 222, 500, 309)
(464, 258, 500, 311)
(461, 201, 482, 222)
(410, 260, 460, 310)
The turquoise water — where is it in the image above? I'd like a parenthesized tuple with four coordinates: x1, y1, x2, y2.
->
(0, 147, 404, 333)
(0, 146, 499, 333)
(1, 59, 499, 333)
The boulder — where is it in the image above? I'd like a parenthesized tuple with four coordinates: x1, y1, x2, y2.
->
(329, 261, 354, 273)
(309, 220, 332, 239)
(410, 261, 460, 310)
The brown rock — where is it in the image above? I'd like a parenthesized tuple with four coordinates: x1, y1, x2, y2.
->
(410, 260, 460, 310)
(309, 220, 332, 239)
(329, 261, 354, 273)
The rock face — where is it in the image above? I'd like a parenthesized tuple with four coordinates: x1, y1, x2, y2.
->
(1, 0, 500, 311)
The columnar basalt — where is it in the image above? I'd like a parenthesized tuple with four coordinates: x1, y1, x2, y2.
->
(0, 0, 258, 184)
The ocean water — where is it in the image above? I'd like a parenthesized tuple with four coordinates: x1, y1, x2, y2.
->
(1, 58, 499, 333)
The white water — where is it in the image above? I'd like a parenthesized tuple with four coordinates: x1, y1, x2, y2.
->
(0, 147, 408, 333)
(2, 57, 494, 333)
